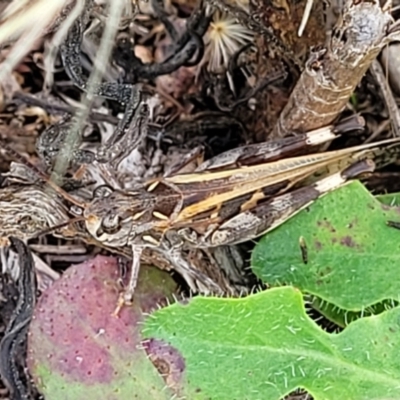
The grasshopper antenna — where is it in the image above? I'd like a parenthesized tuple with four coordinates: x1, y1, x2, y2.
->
(31, 216, 86, 239)
(0, 139, 86, 208)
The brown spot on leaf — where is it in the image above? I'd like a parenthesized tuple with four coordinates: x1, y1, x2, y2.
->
(143, 338, 185, 394)
(340, 236, 358, 248)
(314, 241, 322, 250)
(316, 219, 336, 233)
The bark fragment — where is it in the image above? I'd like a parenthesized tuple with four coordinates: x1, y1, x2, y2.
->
(273, 1, 397, 137)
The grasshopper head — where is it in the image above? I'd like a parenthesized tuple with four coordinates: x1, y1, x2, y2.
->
(83, 187, 160, 248)
(84, 191, 134, 248)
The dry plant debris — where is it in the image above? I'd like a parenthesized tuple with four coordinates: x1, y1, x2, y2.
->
(0, 0, 399, 398)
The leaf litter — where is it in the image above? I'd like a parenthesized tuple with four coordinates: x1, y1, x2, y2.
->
(1, 1, 400, 399)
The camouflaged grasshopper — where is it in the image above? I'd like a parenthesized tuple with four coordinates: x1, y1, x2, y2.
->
(6, 0, 400, 312)
(77, 116, 400, 311)
(2, 115, 400, 313)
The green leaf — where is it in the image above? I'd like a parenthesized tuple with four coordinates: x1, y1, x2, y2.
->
(376, 192, 400, 206)
(309, 296, 397, 328)
(350, 93, 358, 107)
(251, 181, 400, 311)
(142, 287, 400, 400)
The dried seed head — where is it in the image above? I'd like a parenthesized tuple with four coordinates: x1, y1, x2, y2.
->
(204, 10, 253, 73)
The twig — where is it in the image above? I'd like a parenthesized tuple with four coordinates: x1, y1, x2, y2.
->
(13, 91, 119, 125)
(0, 0, 68, 81)
(29, 244, 87, 254)
(274, 1, 399, 137)
(51, 0, 125, 186)
(298, 0, 314, 37)
(364, 119, 391, 144)
(42, 0, 86, 91)
(369, 59, 400, 137)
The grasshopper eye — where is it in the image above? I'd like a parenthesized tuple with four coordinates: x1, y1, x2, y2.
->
(98, 213, 121, 235)
(93, 185, 114, 199)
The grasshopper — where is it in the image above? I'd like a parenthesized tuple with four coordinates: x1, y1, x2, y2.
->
(77, 120, 400, 311)
(1, 115, 400, 313)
